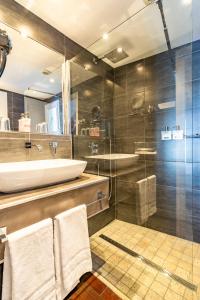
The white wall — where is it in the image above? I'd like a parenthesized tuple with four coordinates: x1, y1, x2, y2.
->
(0, 91, 8, 118)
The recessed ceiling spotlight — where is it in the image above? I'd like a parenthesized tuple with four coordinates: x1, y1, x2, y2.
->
(182, 0, 192, 5)
(26, 0, 34, 9)
(117, 47, 123, 53)
(102, 33, 109, 40)
(84, 64, 91, 71)
(19, 27, 30, 38)
(84, 90, 92, 97)
(137, 65, 144, 72)
(49, 78, 55, 83)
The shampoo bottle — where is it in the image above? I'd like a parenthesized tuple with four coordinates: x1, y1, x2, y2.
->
(161, 126, 172, 140)
(172, 125, 184, 140)
(18, 113, 25, 132)
(23, 112, 31, 133)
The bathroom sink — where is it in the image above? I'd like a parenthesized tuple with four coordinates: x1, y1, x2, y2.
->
(0, 159, 87, 193)
(85, 153, 139, 170)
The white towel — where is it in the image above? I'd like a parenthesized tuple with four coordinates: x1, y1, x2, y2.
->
(54, 205, 92, 299)
(2, 219, 56, 300)
(147, 175, 157, 216)
(136, 178, 148, 225)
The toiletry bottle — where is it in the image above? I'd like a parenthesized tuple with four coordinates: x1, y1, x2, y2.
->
(89, 122, 95, 137)
(172, 125, 184, 140)
(94, 126, 100, 137)
(89, 127, 95, 136)
(23, 112, 31, 133)
(18, 113, 25, 132)
(161, 126, 171, 140)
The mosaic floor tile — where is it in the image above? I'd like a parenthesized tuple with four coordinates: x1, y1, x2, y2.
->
(90, 220, 200, 300)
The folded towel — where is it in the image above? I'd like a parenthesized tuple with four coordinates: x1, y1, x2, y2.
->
(2, 219, 56, 300)
(136, 178, 148, 225)
(54, 205, 92, 299)
(147, 175, 157, 216)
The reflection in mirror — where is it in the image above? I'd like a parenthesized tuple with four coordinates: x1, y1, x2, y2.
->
(0, 22, 64, 134)
(70, 61, 113, 139)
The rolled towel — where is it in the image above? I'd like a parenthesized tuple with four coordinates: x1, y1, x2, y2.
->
(147, 175, 157, 216)
(136, 178, 148, 225)
(54, 205, 92, 299)
(2, 219, 56, 300)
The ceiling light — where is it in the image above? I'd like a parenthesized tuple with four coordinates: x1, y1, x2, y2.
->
(182, 0, 192, 5)
(117, 47, 123, 53)
(19, 27, 30, 38)
(84, 90, 92, 97)
(26, 0, 34, 9)
(137, 65, 144, 72)
(102, 33, 109, 40)
(49, 78, 55, 83)
(84, 64, 91, 71)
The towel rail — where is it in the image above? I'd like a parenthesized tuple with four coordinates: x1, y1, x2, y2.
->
(0, 196, 107, 244)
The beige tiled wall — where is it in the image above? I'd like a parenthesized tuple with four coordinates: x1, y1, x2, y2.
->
(0, 132, 72, 162)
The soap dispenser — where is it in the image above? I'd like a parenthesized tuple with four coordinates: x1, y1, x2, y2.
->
(18, 113, 25, 132)
(23, 112, 31, 133)
(172, 125, 184, 140)
(161, 126, 172, 140)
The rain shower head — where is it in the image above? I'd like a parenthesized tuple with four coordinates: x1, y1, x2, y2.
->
(104, 48, 128, 63)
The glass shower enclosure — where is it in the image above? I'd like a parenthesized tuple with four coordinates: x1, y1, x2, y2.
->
(70, 1, 200, 298)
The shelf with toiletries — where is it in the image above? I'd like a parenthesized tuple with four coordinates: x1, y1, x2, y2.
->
(161, 125, 184, 141)
(78, 119, 111, 139)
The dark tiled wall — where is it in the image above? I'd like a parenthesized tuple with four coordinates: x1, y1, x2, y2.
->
(7, 91, 24, 131)
(71, 73, 115, 231)
(72, 74, 113, 163)
(113, 41, 200, 243)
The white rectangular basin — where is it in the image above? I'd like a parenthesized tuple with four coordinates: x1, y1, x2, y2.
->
(0, 159, 87, 193)
(85, 153, 139, 170)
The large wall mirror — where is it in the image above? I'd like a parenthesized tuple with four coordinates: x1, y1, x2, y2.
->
(0, 22, 65, 135)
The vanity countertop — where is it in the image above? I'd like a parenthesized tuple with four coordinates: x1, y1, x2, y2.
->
(0, 173, 109, 210)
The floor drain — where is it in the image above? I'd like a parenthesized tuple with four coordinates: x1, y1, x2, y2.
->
(100, 234, 197, 292)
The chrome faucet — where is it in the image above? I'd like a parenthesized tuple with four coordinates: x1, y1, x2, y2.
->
(49, 141, 58, 155)
(24, 142, 43, 152)
(88, 142, 98, 155)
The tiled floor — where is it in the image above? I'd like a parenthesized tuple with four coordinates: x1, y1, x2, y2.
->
(90, 220, 200, 300)
(66, 272, 121, 299)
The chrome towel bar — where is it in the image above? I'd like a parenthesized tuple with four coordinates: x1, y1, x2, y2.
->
(0, 195, 108, 244)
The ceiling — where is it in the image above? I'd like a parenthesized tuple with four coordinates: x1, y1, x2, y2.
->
(0, 22, 63, 99)
(16, 0, 146, 48)
(15, 0, 199, 68)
